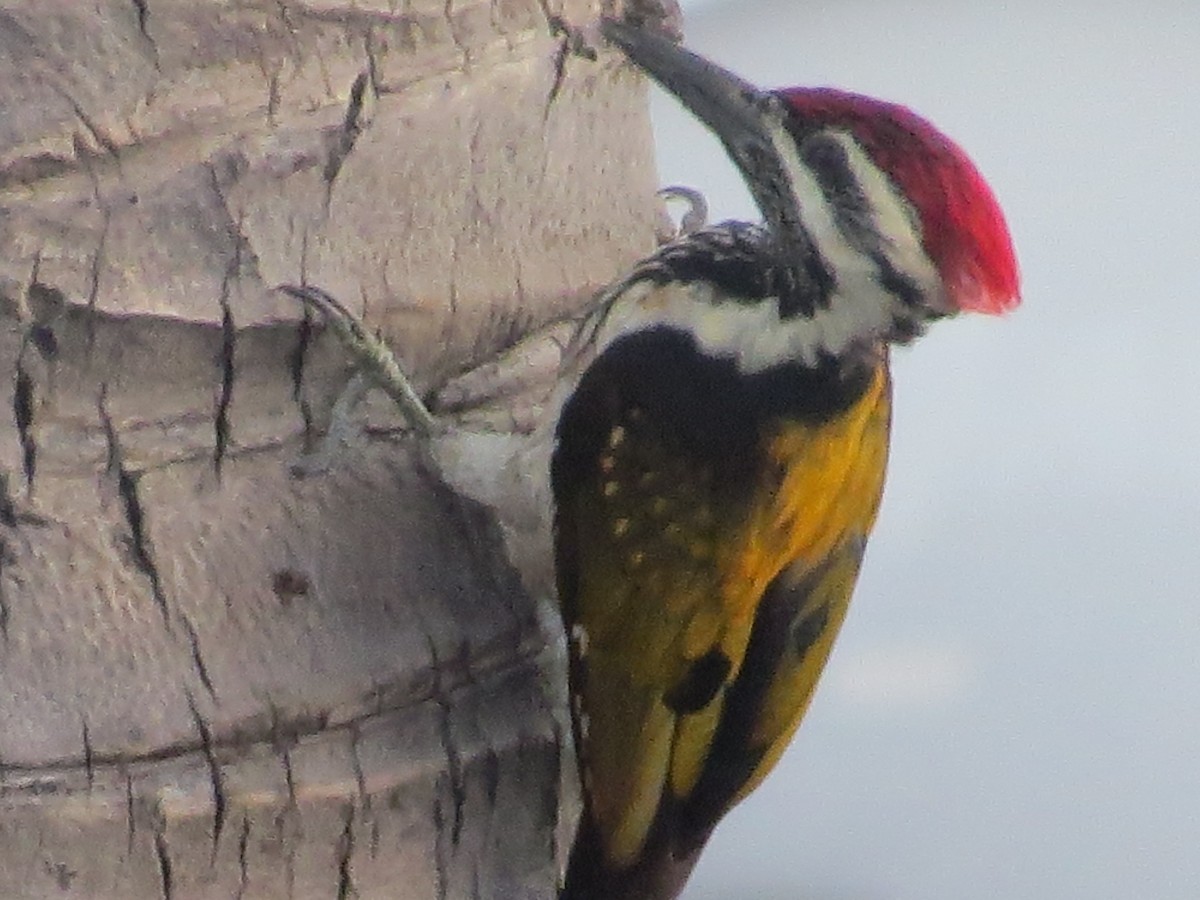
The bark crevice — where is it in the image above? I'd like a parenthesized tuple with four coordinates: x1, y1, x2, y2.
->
(0, 0, 681, 895)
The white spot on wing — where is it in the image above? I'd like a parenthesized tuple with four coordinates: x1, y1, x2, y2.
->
(570, 623, 590, 656)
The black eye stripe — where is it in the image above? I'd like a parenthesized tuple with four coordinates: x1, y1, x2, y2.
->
(800, 134, 873, 229)
(799, 131, 926, 309)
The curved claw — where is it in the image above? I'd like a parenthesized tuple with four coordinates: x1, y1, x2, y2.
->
(657, 184, 709, 237)
(277, 283, 437, 437)
(278, 283, 369, 343)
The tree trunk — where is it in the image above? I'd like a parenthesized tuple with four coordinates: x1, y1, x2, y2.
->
(0, 2, 676, 897)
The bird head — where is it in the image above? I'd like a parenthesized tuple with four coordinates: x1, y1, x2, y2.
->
(775, 87, 1020, 316)
(602, 20, 1020, 356)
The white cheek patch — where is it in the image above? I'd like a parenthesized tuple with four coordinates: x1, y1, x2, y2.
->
(830, 132, 949, 313)
(767, 118, 945, 308)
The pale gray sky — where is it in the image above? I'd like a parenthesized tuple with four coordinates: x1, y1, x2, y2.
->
(650, 2, 1200, 898)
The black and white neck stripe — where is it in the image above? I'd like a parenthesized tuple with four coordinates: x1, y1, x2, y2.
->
(583, 123, 948, 374)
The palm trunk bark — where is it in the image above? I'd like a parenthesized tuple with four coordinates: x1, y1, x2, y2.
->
(0, 1, 679, 896)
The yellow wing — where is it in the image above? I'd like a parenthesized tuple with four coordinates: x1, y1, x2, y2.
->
(555, 350, 892, 889)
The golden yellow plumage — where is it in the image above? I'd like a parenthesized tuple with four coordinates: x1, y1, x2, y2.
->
(720, 363, 891, 803)
(556, 340, 892, 892)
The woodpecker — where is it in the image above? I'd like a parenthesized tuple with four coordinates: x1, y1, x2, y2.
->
(554, 21, 1020, 900)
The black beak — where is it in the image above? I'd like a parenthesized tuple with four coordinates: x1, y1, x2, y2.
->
(601, 20, 818, 277)
(601, 19, 773, 160)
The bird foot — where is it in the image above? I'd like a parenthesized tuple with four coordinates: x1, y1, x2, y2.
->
(278, 284, 438, 474)
(657, 185, 710, 243)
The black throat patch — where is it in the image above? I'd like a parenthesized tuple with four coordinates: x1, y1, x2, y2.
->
(552, 325, 876, 504)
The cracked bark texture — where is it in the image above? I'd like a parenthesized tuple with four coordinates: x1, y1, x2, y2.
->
(0, 1, 678, 897)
